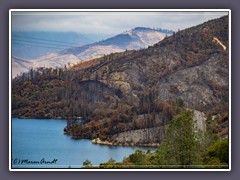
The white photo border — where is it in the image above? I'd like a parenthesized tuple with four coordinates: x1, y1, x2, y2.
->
(9, 9, 231, 172)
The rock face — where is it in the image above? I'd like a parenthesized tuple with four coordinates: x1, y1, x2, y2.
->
(155, 52, 228, 111)
(111, 127, 166, 146)
(12, 16, 229, 145)
(192, 109, 206, 131)
(76, 15, 229, 114)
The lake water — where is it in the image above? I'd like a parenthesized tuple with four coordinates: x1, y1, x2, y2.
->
(11, 118, 155, 169)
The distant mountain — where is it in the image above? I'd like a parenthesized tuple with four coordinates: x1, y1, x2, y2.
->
(60, 27, 172, 59)
(12, 27, 173, 78)
(12, 57, 33, 78)
(154, 28, 174, 35)
(12, 54, 80, 78)
(12, 31, 93, 59)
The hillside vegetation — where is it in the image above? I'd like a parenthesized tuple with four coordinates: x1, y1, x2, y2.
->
(12, 16, 229, 147)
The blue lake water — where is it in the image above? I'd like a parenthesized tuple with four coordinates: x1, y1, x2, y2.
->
(12, 118, 155, 169)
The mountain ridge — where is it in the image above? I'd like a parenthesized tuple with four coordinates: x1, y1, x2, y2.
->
(12, 27, 172, 78)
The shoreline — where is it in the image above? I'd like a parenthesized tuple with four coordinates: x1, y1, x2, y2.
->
(91, 138, 160, 148)
(12, 117, 67, 120)
(12, 115, 83, 120)
(12, 117, 160, 148)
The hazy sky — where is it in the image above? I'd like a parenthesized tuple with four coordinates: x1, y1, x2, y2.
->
(12, 11, 228, 37)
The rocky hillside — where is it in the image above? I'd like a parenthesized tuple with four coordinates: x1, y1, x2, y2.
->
(12, 16, 229, 145)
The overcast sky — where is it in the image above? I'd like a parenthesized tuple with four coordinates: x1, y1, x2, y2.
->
(12, 11, 228, 37)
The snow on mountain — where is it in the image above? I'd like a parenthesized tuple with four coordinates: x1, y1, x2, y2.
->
(76, 45, 123, 60)
(122, 27, 167, 47)
(130, 28, 166, 47)
(12, 27, 173, 78)
(61, 27, 171, 59)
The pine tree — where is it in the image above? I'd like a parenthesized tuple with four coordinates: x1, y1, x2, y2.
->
(157, 110, 202, 168)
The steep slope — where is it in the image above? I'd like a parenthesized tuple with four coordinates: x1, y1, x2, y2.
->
(67, 15, 228, 113)
(33, 27, 170, 62)
(60, 27, 170, 58)
(12, 16, 229, 145)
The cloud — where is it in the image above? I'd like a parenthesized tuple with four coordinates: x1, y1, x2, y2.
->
(11, 11, 228, 36)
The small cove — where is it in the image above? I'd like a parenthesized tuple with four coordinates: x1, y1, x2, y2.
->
(12, 118, 155, 168)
